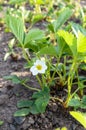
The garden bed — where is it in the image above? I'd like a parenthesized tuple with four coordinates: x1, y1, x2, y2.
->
(0, 1, 86, 130)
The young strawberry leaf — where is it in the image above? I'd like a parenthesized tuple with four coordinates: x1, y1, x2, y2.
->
(71, 22, 86, 37)
(77, 32, 86, 53)
(37, 45, 58, 56)
(56, 35, 72, 57)
(68, 98, 81, 108)
(57, 30, 77, 57)
(24, 28, 45, 44)
(53, 8, 73, 32)
(6, 14, 25, 44)
(81, 96, 86, 109)
(32, 87, 50, 113)
(14, 108, 30, 117)
(3, 75, 21, 84)
(30, 103, 40, 114)
(17, 100, 33, 108)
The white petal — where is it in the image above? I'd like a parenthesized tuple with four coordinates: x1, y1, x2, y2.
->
(40, 60, 46, 65)
(34, 60, 41, 65)
(30, 66, 35, 72)
(34, 60, 45, 66)
(41, 65, 47, 71)
(32, 69, 38, 75)
(39, 70, 45, 74)
(40, 68, 46, 73)
(30, 66, 38, 75)
(43, 64, 47, 70)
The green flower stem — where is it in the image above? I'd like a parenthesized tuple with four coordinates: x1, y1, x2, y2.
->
(63, 56, 66, 80)
(65, 85, 86, 108)
(72, 85, 86, 98)
(22, 82, 40, 91)
(20, 43, 30, 64)
(48, 0, 54, 9)
(42, 74, 46, 86)
(34, 0, 41, 14)
(26, 24, 33, 32)
(65, 88, 80, 107)
(67, 61, 77, 98)
(50, 67, 63, 86)
(65, 59, 78, 107)
(77, 69, 83, 96)
(50, 56, 61, 84)
(36, 75, 43, 88)
(45, 57, 52, 84)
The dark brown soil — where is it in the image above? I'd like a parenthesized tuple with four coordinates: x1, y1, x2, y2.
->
(0, 3, 86, 130)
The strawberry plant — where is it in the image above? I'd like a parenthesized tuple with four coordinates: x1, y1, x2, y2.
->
(2, 1, 86, 129)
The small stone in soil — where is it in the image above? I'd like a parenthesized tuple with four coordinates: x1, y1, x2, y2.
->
(48, 102, 58, 112)
(14, 117, 25, 125)
(7, 116, 13, 124)
(11, 64, 18, 71)
(22, 121, 31, 129)
(52, 117, 60, 126)
(37, 118, 42, 124)
(46, 111, 53, 119)
(28, 117, 35, 125)
(52, 102, 58, 112)
(40, 114, 45, 119)
(0, 87, 7, 94)
(7, 89, 14, 98)
(0, 94, 8, 105)
(9, 124, 16, 130)
(34, 122, 40, 129)
(43, 118, 49, 124)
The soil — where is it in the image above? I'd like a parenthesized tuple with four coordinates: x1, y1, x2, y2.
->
(0, 2, 86, 130)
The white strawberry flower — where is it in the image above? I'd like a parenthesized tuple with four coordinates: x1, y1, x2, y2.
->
(30, 60, 47, 75)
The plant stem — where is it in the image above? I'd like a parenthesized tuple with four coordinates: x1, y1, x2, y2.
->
(67, 60, 76, 98)
(64, 84, 86, 108)
(42, 74, 46, 86)
(72, 85, 86, 98)
(65, 58, 79, 107)
(36, 75, 43, 88)
(22, 45, 30, 64)
(22, 82, 40, 91)
(34, 0, 41, 14)
(50, 96, 63, 103)
(63, 56, 66, 80)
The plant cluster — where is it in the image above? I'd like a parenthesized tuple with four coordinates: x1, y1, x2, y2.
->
(1, 0, 86, 129)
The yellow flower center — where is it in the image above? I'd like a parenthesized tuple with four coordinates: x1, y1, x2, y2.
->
(36, 65, 42, 70)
